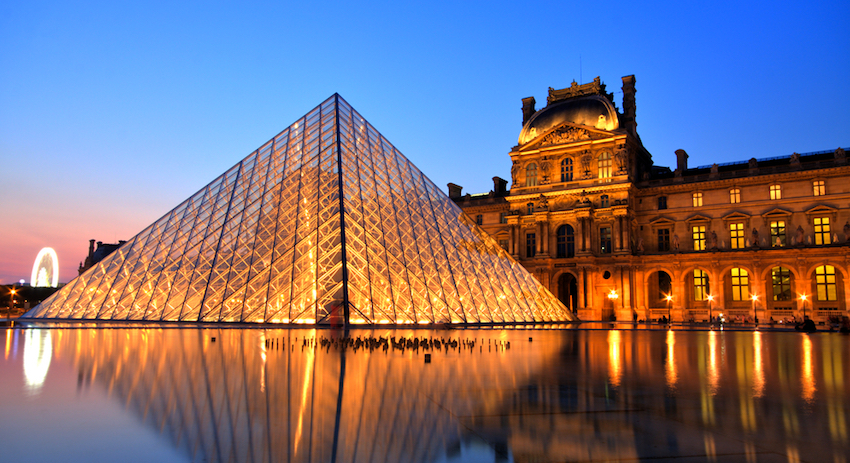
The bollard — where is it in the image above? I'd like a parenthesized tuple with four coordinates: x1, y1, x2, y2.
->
(424, 353, 431, 363)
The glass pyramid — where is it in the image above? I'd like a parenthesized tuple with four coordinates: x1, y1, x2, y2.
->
(24, 95, 574, 324)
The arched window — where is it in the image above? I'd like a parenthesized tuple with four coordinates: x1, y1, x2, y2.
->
(815, 265, 837, 301)
(693, 269, 709, 301)
(525, 163, 538, 187)
(771, 266, 792, 301)
(598, 152, 612, 179)
(731, 268, 750, 301)
(556, 225, 575, 258)
(560, 158, 573, 182)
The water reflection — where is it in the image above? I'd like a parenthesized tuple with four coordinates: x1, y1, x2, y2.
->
(2, 327, 849, 462)
(23, 329, 51, 395)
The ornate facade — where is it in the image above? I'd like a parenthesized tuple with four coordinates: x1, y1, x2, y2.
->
(453, 76, 850, 323)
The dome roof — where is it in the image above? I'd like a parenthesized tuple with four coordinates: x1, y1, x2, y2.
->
(518, 95, 619, 145)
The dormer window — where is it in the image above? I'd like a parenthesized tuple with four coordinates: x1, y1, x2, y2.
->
(525, 163, 538, 187)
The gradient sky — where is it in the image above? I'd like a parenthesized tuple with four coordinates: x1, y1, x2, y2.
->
(1, 0, 848, 285)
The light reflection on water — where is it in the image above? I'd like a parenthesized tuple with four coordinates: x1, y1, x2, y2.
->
(0, 327, 848, 462)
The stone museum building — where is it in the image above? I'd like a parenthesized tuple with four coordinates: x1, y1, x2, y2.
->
(452, 75, 850, 323)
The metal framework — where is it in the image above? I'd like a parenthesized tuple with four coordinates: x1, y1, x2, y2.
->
(25, 95, 573, 324)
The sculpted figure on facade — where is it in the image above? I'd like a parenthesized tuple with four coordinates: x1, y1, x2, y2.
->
(542, 127, 588, 146)
(751, 228, 760, 247)
(795, 225, 805, 245)
(835, 147, 846, 163)
(790, 152, 801, 166)
(511, 161, 520, 185)
(672, 234, 680, 251)
(709, 231, 718, 250)
(580, 153, 593, 178)
(614, 148, 628, 173)
(540, 161, 551, 184)
(844, 222, 850, 242)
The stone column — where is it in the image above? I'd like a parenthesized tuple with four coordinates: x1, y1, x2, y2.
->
(614, 217, 622, 251)
(536, 222, 543, 255)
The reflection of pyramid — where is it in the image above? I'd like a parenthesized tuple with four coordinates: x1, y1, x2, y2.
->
(25, 95, 573, 324)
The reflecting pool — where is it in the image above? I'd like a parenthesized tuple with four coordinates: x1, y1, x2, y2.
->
(1, 326, 848, 462)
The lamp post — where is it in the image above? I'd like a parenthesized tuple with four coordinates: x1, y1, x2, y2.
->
(751, 294, 758, 324)
(800, 294, 807, 320)
(607, 289, 619, 321)
(8, 287, 16, 319)
(707, 294, 714, 324)
(665, 294, 673, 324)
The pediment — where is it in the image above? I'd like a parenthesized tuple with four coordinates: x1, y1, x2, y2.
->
(649, 216, 675, 226)
(761, 207, 792, 218)
(686, 214, 712, 224)
(804, 205, 838, 215)
(722, 211, 750, 221)
(519, 122, 615, 151)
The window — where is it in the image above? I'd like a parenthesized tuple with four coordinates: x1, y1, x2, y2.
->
(498, 239, 509, 251)
(813, 180, 825, 196)
(816, 265, 837, 301)
(600, 195, 609, 208)
(692, 225, 706, 251)
(658, 196, 667, 210)
(527, 202, 534, 215)
(475, 214, 483, 225)
(730, 223, 745, 249)
(598, 152, 612, 179)
(693, 192, 703, 207)
(730, 188, 741, 204)
(771, 266, 792, 301)
(526, 233, 536, 258)
(556, 225, 575, 258)
(693, 269, 710, 301)
(769, 184, 781, 200)
(560, 158, 573, 182)
(525, 163, 538, 187)
(499, 212, 507, 224)
(770, 221, 786, 247)
(814, 217, 831, 245)
(731, 268, 750, 301)
(657, 228, 670, 252)
(600, 227, 612, 254)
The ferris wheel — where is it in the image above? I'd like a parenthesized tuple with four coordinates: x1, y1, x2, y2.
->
(31, 247, 59, 287)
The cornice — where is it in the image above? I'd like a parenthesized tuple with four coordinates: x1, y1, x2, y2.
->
(637, 164, 850, 193)
(508, 182, 633, 202)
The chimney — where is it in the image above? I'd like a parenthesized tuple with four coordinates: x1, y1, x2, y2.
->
(88, 239, 95, 260)
(447, 183, 463, 199)
(675, 149, 689, 173)
(492, 176, 508, 196)
(521, 97, 536, 125)
(621, 75, 637, 135)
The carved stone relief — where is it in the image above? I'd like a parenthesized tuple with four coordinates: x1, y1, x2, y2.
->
(541, 127, 589, 146)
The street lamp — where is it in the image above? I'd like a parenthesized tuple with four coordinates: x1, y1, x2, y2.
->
(665, 294, 673, 324)
(751, 294, 758, 323)
(8, 288, 16, 319)
(707, 294, 715, 323)
(800, 294, 808, 320)
(607, 289, 619, 322)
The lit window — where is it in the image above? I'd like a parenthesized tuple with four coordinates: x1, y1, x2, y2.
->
(769, 184, 781, 200)
(499, 212, 507, 224)
(598, 152, 612, 179)
(556, 225, 575, 258)
(693, 192, 703, 207)
(693, 269, 709, 301)
(560, 158, 573, 182)
(730, 188, 741, 204)
(527, 202, 534, 215)
(600, 195, 609, 208)
(658, 196, 667, 210)
(816, 265, 837, 301)
(770, 221, 786, 247)
(600, 227, 612, 254)
(814, 217, 831, 245)
(730, 223, 745, 249)
(657, 229, 670, 252)
(498, 239, 509, 251)
(475, 214, 483, 226)
(731, 268, 750, 301)
(771, 266, 792, 301)
(526, 233, 536, 258)
(692, 225, 706, 251)
(525, 163, 538, 187)
(813, 180, 825, 196)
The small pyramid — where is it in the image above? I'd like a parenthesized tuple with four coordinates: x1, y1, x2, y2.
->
(25, 95, 575, 324)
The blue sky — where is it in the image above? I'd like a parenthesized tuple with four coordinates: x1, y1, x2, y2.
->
(1, 0, 848, 284)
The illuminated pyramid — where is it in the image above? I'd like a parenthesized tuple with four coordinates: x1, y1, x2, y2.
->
(25, 95, 574, 324)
